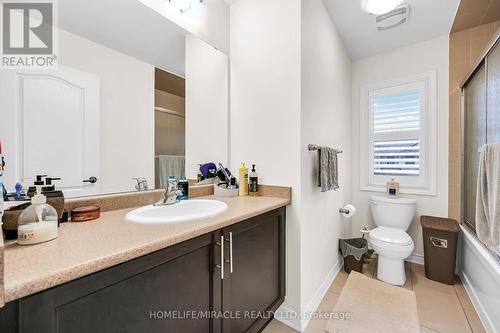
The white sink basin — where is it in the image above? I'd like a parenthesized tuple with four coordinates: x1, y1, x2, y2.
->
(125, 199, 228, 224)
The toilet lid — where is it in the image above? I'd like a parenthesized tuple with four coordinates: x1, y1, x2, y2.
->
(370, 226, 413, 245)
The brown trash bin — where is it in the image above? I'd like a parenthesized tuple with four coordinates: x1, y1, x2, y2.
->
(420, 216, 459, 285)
(340, 238, 367, 274)
(344, 254, 365, 273)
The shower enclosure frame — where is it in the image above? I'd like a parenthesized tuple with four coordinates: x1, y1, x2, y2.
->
(460, 32, 500, 239)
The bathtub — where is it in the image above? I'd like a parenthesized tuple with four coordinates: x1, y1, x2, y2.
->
(458, 225, 500, 333)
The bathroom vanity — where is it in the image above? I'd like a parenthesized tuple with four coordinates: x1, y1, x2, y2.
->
(0, 194, 288, 333)
(0, 0, 290, 331)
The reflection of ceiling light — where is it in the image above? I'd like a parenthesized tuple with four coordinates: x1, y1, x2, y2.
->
(169, 0, 192, 13)
(361, 0, 404, 15)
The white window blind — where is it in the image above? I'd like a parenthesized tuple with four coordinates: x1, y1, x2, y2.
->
(360, 71, 437, 195)
(372, 92, 421, 176)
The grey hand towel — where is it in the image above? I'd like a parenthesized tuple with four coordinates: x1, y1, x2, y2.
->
(476, 143, 500, 256)
(318, 146, 339, 192)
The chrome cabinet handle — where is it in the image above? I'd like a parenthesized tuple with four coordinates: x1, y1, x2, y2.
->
(225, 232, 233, 274)
(216, 235, 224, 279)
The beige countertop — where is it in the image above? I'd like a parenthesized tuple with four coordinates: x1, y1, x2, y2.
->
(3, 195, 289, 303)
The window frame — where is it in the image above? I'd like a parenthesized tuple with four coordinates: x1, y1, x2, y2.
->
(359, 70, 437, 196)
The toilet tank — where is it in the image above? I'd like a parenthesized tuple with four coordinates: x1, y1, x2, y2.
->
(369, 195, 417, 230)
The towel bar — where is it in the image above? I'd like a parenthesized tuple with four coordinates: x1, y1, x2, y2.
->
(308, 144, 343, 153)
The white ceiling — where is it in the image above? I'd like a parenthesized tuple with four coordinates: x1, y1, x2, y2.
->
(59, 0, 188, 76)
(323, 0, 460, 59)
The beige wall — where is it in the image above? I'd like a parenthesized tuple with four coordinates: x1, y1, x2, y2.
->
(352, 36, 450, 259)
(300, 0, 352, 320)
(448, 21, 500, 220)
(230, 0, 302, 319)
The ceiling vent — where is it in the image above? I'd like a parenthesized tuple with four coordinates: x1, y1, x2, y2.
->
(376, 4, 410, 31)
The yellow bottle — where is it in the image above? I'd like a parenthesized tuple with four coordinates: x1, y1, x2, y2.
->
(238, 163, 249, 196)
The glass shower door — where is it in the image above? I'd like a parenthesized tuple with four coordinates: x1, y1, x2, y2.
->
(464, 65, 486, 230)
(487, 41, 500, 143)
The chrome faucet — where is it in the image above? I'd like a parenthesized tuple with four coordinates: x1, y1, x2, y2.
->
(132, 177, 148, 191)
(154, 180, 182, 206)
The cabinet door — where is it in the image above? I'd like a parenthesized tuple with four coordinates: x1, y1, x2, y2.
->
(221, 208, 286, 333)
(18, 233, 221, 333)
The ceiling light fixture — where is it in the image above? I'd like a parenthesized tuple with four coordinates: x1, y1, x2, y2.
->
(361, 0, 404, 15)
(375, 4, 410, 31)
(169, 0, 192, 13)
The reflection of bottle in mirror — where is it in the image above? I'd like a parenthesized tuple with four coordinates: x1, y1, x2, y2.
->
(249, 164, 258, 196)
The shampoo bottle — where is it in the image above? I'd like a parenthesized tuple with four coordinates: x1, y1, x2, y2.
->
(238, 163, 249, 196)
(249, 164, 258, 196)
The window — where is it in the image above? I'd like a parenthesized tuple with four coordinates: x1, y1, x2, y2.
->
(360, 71, 437, 195)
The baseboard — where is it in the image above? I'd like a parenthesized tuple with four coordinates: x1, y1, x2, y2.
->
(275, 259, 344, 332)
(459, 271, 497, 333)
(406, 254, 424, 265)
(301, 259, 344, 331)
(273, 306, 302, 332)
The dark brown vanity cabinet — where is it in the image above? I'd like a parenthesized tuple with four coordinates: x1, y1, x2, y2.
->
(0, 207, 286, 333)
(221, 208, 286, 333)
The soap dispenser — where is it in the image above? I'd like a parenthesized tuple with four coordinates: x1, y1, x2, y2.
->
(17, 185, 58, 245)
(249, 164, 259, 196)
(386, 178, 400, 198)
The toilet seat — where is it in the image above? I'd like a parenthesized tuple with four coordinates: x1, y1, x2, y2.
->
(369, 226, 413, 246)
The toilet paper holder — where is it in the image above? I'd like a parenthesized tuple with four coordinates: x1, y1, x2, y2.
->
(339, 204, 356, 218)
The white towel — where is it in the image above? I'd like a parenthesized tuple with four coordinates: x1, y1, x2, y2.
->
(476, 143, 500, 256)
(158, 155, 185, 188)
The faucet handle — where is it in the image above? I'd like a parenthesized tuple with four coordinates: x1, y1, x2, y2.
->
(132, 177, 148, 191)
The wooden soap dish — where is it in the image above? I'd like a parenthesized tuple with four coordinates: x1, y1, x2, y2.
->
(71, 205, 100, 222)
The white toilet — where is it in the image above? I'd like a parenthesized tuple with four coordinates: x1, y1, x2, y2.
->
(369, 195, 416, 285)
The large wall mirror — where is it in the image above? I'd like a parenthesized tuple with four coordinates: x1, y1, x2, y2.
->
(0, 0, 229, 198)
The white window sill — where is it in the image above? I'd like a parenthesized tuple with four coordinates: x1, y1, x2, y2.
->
(360, 184, 436, 196)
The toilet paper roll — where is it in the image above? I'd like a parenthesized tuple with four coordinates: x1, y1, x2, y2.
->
(340, 204, 356, 218)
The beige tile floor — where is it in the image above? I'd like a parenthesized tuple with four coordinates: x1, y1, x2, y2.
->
(263, 255, 486, 333)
